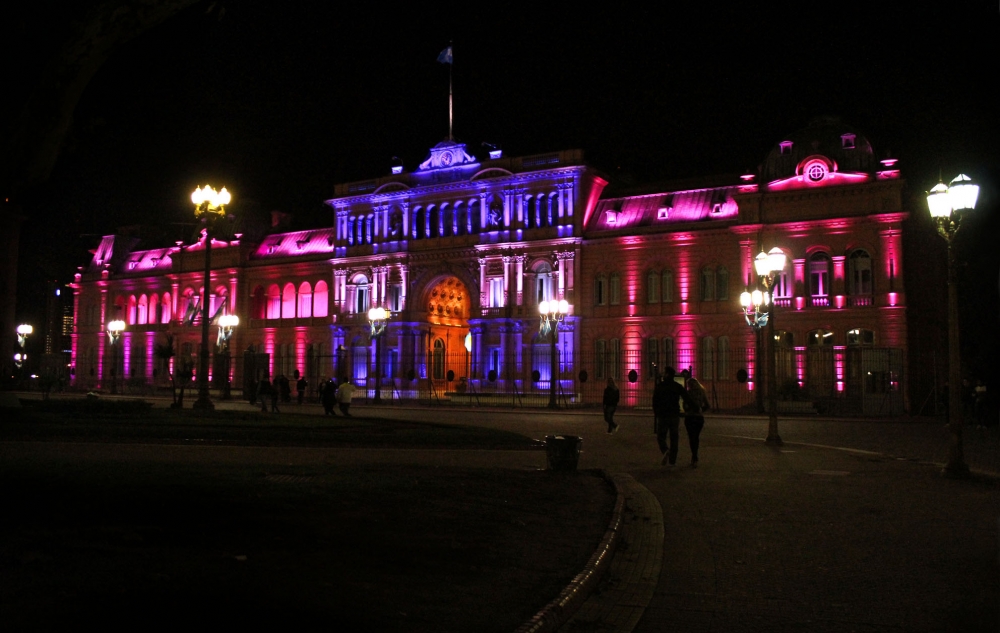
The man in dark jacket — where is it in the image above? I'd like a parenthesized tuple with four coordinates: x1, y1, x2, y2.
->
(652, 366, 696, 466)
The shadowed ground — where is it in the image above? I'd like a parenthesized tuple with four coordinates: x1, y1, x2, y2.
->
(0, 405, 615, 632)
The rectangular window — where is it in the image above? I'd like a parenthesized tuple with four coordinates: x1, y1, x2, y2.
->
(535, 273, 552, 304)
(609, 275, 620, 305)
(662, 271, 673, 303)
(267, 295, 281, 319)
(718, 336, 730, 381)
(773, 271, 792, 299)
(646, 337, 659, 379)
(610, 339, 621, 379)
(595, 277, 606, 306)
(662, 337, 674, 370)
(810, 268, 828, 297)
(355, 286, 369, 314)
(388, 284, 403, 312)
(489, 278, 505, 308)
(702, 337, 716, 380)
(595, 339, 607, 378)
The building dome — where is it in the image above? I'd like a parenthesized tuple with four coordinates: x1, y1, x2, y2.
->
(761, 116, 877, 183)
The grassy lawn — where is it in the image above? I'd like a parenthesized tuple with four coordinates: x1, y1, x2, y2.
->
(0, 402, 615, 632)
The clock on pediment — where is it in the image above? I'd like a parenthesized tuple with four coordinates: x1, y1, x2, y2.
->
(417, 140, 476, 171)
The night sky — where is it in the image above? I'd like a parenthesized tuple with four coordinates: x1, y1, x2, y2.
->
(5, 1, 999, 342)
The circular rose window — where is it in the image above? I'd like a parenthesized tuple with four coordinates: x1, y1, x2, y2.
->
(804, 161, 827, 182)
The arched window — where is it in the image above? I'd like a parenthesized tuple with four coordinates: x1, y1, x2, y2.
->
(161, 292, 172, 323)
(848, 250, 873, 298)
(547, 193, 558, 225)
(647, 270, 660, 304)
(353, 275, 370, 314)
(454, 202, 466, 236)
(440, 203, 451, 237)
(137, 295, 148, 325)
(251, 286, 266, 319)
(535, 263, 553, 304)
(127, 295, 137, 325)
(718, 336, 730, 381)
(701, 268, 716, 301)
(662, 270, 674, 303)
(266, 284, 281, 319)
(210, 286, 225, 317)
(432, 339, 446, 380)
(149, 294, 159, 325)
(313, 281, 329, 318)
(282, 283, 296, 318)
(716, 267, 729, 301)
(847, 328, 875, 346)
(702, 336, 716, 380)
(809, 252, 831, 305)
(428, 205, 439, 238)
(807, 329, 834, 346)
(413, 207, 424, 239)
(595, 275, 607, 306)
(298, 282, 313, 318)
(469, 199, 481, 233)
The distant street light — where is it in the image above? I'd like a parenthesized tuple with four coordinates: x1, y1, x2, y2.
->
(539, 299, 569, 409)
(15, 324, 32, 380)
(217, 314, 239, 400)
(740, 246, 787, 445)
(190, 185, 231, 410)
(16, 323, 32, 349)
(927, 173, 979, 478)
(367, 306, 390, 403)
(107, 319, 125, 394)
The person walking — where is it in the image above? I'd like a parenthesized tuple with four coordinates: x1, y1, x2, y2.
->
(257, 376, 270, 413)
(296, 375, 308, 405)
(321, 377, 338, 416)
(652, 366, 696, 467)
(603, 377, 620, 433)
(684, 377, 710, 467)
(336, 378, 356, 417)
(270, 377, 281, 413)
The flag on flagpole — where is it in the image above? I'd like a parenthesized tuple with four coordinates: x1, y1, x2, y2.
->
(437, 46, 453, 64)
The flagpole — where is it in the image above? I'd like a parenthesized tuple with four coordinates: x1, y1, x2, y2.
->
(448, 43, 453, 141)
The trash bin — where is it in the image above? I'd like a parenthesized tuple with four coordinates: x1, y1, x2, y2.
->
(545, 435, 582, 471)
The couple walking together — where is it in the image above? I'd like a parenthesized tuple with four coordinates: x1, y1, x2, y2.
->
(652, 367, 709, 467)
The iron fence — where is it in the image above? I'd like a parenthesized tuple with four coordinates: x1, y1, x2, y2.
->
(272, 345, 904, 416)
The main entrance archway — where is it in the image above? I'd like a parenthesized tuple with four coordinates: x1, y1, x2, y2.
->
(424, 276, 471, 387)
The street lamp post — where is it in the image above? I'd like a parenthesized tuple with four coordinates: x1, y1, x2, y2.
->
(927, 173, 979, 478)
(740, 247, 787, 445)
(106, 319, 125, 394)
(217, 314, 239, 400)
(367, 306, 389, 403)
(539, 299, 569, 409)
(191, 185, 231, 411)
(15, 324, 32, 382)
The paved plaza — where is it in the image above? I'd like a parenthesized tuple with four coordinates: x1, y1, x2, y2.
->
(4, 395, 998, 631)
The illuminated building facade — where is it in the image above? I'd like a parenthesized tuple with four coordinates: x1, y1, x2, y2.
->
(69, 118, 912, 414)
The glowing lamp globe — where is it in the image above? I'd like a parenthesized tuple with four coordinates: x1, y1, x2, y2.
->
(926, 181, 952, 218)
(948, 174, 978, 212)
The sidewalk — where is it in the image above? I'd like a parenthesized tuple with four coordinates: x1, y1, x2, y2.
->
(564, 433, 999, 632)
